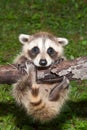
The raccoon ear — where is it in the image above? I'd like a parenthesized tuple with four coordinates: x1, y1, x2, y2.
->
(57, 38, 69, 46)
(19, 34, 30, 44)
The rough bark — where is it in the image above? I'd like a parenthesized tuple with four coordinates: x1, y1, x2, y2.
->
(0, 56, 87, 84)
(37, 56, 87, 83)
(0, 64, 22, 84)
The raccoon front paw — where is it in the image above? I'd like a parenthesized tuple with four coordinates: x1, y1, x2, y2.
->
(24, 61, 35, 75)
(51, 58, 64, 68)
(17, 61, 34, 75)
(55, 58, 64, 65)
(17, 63, 26, 74)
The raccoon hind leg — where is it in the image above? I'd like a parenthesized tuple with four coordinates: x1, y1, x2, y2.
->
(49, 76, 70, 101)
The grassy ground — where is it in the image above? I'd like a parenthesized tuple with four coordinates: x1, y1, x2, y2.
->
(0, 0, 87, 130)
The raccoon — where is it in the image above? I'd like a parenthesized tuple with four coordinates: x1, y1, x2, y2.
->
(12, 32, 70, 122)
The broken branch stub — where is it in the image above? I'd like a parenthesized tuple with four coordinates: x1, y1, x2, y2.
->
(0, 64, 21, 84)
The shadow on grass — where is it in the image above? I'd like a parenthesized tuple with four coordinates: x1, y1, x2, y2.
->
(0, 100, 87, 130)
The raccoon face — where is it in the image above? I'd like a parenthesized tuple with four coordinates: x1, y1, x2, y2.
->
(19, 32, 68, 67)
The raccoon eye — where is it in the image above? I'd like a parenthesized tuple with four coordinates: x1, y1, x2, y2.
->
(47, 47, 55, 55)
(31, 46, 39, 54)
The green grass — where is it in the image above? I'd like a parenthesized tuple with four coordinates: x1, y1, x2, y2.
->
(0, 0, 87, 129)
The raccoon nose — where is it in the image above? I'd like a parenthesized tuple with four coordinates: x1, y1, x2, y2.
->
(39, 59, 47, 66)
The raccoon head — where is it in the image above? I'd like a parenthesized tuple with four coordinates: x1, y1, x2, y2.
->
(19, 32, 68, 68)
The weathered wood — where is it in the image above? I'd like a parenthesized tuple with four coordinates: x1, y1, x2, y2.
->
(36, 56, 87, 83)
(0, 56, 87, 84)
(0, 64, 21, 84)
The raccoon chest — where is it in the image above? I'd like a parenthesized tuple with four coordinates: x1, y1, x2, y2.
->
(39, 83, 56, 98)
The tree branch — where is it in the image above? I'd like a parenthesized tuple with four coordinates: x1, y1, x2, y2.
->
(0, 64, 21, 84)
(0, 56, 87, 85)
(37, 56, 87, 83)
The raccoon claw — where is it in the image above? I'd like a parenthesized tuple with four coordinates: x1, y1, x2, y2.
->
(17, 63, 26, 74)
(49, 76, 70, 101)
(54, 58, 64, 65)
(23, 62, 31, 75)
(51, 58, 64, 68)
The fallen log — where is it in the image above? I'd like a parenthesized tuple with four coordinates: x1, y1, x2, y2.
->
(0, 56, 87, 84)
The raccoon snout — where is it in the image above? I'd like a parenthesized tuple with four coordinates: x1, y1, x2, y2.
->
(39, 59, 47, 66)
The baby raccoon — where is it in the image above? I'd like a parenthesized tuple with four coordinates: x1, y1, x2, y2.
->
(12, 32, 70, 122)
